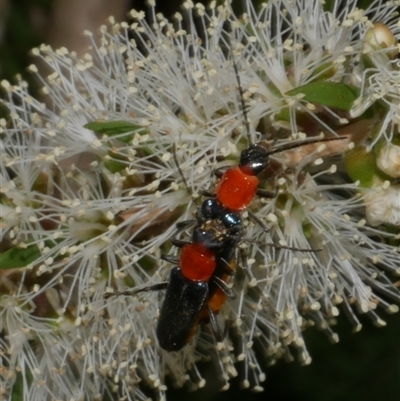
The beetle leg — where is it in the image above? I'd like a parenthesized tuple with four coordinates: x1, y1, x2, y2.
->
(256, 188, 276, 198)
(175, 219, 196, 230)
(170, 238, 191, 248)
(248, 212, 269, 231)
(213, 166, 230, 178)
(263, 242, 321, 253)
(161, 254, 179, 264)
(169, 220, 195, 247)
(104, 282, 168, 299)
(216, 254, 236, 276)
(239, 247, 248, 271)
(212, 276, 236, 299)
(199, 189, 215, 197)
(207, 306, 225, 343)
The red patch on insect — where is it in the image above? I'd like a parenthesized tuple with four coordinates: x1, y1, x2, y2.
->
(179, 243, 216, 282)
(216, 166, 259, 211)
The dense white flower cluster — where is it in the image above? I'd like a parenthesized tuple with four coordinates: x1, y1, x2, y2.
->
(1, 1, 399, 400)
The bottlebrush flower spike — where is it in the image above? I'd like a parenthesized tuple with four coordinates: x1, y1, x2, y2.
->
(1, 1, 399, 400)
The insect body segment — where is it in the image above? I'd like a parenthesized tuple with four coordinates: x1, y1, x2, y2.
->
(154, 131, 337, 351)
(215, 135, 340, 212)
(170, 63, 345, 347)
(215, 142, 272, 211)
(104, 196, 242, 351)
(216, 166, 259, 211)
(106, 63, 340, 352)
(156, 266, 209, 351)
(200, 234, 238, 324)
(156, 199, 243, 351)
(179, 243, 216, 282)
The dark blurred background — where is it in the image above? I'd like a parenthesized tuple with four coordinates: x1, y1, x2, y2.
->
(1, 0, 399, 400)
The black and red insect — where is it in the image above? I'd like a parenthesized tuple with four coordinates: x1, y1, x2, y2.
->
(105, 198, 242, 351)
(212, 62, 344, 213)
(153, 61, 344, 349)
(105, 60, 339, 351)
(155, 198, 242, 351)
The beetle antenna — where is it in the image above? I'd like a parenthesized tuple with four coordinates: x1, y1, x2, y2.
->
(232, 57, 252, 145)
(244, 239, 321, 254)
(266, 135, 347, 156)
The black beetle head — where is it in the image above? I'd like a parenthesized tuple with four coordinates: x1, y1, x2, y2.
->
(239, 143, 269, 176)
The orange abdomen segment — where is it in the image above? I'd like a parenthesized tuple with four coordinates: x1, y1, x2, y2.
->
(216, 167, 259, 211)
(207, 288, 227, 313)
(198, 288, 227, 323)
(179, 243, 216, 282)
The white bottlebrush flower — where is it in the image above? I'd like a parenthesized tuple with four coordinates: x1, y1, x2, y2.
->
(350, 2, 400, 146)
(364, 181, 400, 226)
(350, 56, 400, 147)
(230, 0, 375, 136)
(376, 142, 400, 178)
(1, 1, 400, 401)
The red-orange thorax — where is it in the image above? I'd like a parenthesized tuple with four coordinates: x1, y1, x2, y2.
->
(216, 166, 259, 211)
(179, 243, 216, 282)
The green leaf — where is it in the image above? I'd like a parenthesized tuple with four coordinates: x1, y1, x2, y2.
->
(0, 243, 42, 269)
(84, 120, 148, 143)
(104, 159, 126, 173)
(12, 371, 30, 401)
(344, 146, 375, 187)
(310, 62, 336, 81)
(274, 107, 291, 122)
(0, 240, 59, 269)
(343, 145, 392, 187)
(286, 82, 359, 111)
